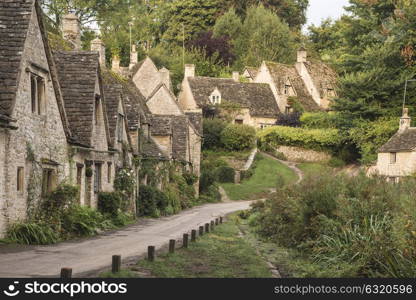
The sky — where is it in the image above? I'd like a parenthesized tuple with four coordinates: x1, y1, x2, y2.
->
(306, 0, 350, 28)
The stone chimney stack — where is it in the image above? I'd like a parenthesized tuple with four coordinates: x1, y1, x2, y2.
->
(185, 64, 195, 78)
(62, 13, 81, 50)
(399, 107, 411, 132)
(129, 45, 138, 69)
(232, 71, 240, 82)
(90, 38, 106, 68)
(297, 46, 307, 63)
(112, 55, 120, 73)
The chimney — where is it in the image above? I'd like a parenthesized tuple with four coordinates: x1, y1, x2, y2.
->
(91, 38, 106, 67)
(129, 44, 138, 69)
(399, 107, 411, 132)
(62, 13, 81, 50)
(232, 71, 240, 82)
(159, 67, 171, 88)
(297, 46, 307, 63)
(184, 64, 195, 78)
(112, 55, 120, 73)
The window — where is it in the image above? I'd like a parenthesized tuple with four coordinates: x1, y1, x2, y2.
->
(76, 164, 83, 185)
(285, 106, 291, 114)
(42, 169, 56, 195)
(17, 167, 24, 191)
(117, 113, 124, 142)
(235, 119, 243, 125)
(390, 152, 397, 164)
(94, 164, 102, 193)
(284, 84, 291, 95)
(107, 162, 112, 183)
(30, 74, 46, 115)
(95, 95, 100, 125)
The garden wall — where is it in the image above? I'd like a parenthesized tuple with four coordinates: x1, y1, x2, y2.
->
(276, 146, 331, 163)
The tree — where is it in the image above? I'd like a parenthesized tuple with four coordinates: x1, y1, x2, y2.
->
(213, 8, 243, 41)
(235, 5, 297, 67)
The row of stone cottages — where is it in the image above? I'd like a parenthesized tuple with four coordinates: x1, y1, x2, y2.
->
(0, 0, 202, 236)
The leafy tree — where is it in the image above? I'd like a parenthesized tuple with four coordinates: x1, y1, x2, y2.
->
(213, 8, 243, 41)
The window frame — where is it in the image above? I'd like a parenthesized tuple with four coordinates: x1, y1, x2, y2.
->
(94, 163, 102, 193)
(390, 152, 397, 164)
(30, 73, 46, 115)
(17, 167, 24, 192)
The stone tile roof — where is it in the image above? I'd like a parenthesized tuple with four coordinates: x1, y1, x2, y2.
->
(101, 70, 150, 130)
(379, 128, 416, 153)
(304, 60, 338, 98)
(265, 62, 321, 112)
(150, 115, 172, 136)
(129, 58, 145, 77)
(185, 112, 203, 135)
(142, 134, 168, 159)
(103, 83, 123, 147)
(171, 115, 188, 161)
(244, 67, 258, 79)
(188, 77, 279, 118)
(54, 51, 101, 147)
(0, 0, 33, 115)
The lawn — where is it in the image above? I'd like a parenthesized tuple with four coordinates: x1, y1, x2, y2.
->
(221, 154, 297, 200)
(297, 162, 333, 178)
(102, 216, 272, 278)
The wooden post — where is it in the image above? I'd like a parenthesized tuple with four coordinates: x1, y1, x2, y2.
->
(191, 229, 196, 242)
(60, 268, 72, 279)
(148, 246, 155, 261)
(215, 218, 219, 225)
(199, 226, 204, 236)
(205, 223, 210, 233)
(210, 220, 214, 230)
(183, 233, 189, 248)
(169, 239, 175, 253)
(112, 255, 121, 273)
(220, 216, 223, 224)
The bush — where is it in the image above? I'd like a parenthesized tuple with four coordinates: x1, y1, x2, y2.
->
(98, 192, 123, 216)
(198, 184, 221, 203)
(199, 169, 217, 194)
(216, 166, 235, 183)
(276, 112, 301, 127)
(300, 112, 339, 129)
(42, 184, 79, 214)
(137, 185, 168, 217)
(7, 222, 59, 245)
(221, 123, 256, 151)
(61, 205, 105, 237)
(202, 118, 227, 150)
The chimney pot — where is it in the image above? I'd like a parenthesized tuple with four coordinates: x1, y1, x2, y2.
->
(129, 44, 138, 69)
(112, 55, 120, 73)
(185, 64, 195, 78)
(399, 107, 411, 131)
(232, 71, 240, 82)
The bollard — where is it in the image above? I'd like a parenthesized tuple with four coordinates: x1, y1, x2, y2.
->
(215, 218, 219, 225)
(183, 233, 189, 248)
(191, 230, 197, 242)
(199, 226, 204, 236)
(210, 220, 214, 230)
(112, 255, 121, 273)
(169, 239, 175, 253)
(205, 223, 210, 233)
(220, 216, 223, 224)
(148, 246, 155, 261)
(60, 268, 72, 279)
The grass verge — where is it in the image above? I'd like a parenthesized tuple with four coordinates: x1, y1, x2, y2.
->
(221, 154, 297, 200)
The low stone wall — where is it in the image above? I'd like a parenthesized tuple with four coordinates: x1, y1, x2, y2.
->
(276, 146, 331, 163)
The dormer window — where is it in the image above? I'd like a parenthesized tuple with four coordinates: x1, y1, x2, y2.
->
(30, 74, 46, 115)
(209, 88, 221, 105)
(284, 84, 291, 95)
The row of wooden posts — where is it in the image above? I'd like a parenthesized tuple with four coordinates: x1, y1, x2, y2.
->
(60, 216, 224, 278)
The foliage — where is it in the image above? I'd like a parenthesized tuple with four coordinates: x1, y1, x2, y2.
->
(97, 192, 123, 216)
(300, 112, 339, 129)
(251, 172, 416, 277)
(113, 168, 136, 210)
(212, 8, 242, 41)
(61, 205, 107, 237)
(41, 184, 79, 215)
(216, 166, 235, 183)
(258, 125, 343, 153)
(202, 118, 227, 150)
(221, 124, 256, 151)
(275, 112, 301, 127)
(137, 185, 167, 217)
(7, 222, 59, 245)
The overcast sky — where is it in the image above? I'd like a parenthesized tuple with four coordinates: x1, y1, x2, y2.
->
(306, 0, 350, 27)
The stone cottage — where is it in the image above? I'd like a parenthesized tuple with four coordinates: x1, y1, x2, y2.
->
(178, 65, 280, 129)
(376, 108, 416, 182)
(254, 48, 338, 111)
(0, 0, 72, 235)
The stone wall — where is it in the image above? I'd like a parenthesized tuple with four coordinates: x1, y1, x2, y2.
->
(276, 145, 331, 163)
(0, 130, 7, 235)
(132, 57, 161, 98)
(146, 86, 182, 115)
(188, 124, 201, 196)
(376, 151, 416, 177)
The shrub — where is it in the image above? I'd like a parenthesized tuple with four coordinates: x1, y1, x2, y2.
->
(42, 184, 79, 214)
(137, 185, 169, 217)
(199, 169, 217, 194)
(182, 172, 198, 186)
(61, 205, 104, 237)
(7, 222, 59, 245)
(276, 112, 301, 127)
(216, 166, 235, 183)
(221, 123, 256, 151)
(202, 118, 227, 150)
(98, 192, 123, 216)
(300, 112, 339, 129)
(198, 184, 221, 203)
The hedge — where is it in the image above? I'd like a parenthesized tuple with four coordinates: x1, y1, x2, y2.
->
(257, 126, 343, 153)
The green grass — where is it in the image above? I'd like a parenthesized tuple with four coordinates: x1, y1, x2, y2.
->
(297, 162, 333, 178)
(99, 270, 138, 278)
(221, 154, 297, 200)
(101, 217, 272, 278)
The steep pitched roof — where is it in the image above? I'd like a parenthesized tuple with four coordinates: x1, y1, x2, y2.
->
(0, 0, 33, 116)
(101, 70, 150, 130)
(187, 77, 279, 118)
(244, 67, 259, 79)
(129, 58, 145, 77)
(379, 128, 416, 153)
(171, 115, 188, 161)
(304, 60, 338, 98)
(265, 62, 321, 112)
(103, 83, 122, 147)
(54, 51, 103, 147)
(142, 134, 169, 159)
(185, 112, 203, 135)
(150, 115, 172, 136)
